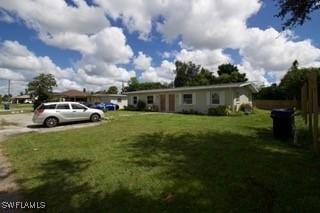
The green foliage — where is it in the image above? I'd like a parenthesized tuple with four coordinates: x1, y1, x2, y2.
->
(2, 94, 12, 102)
(126, 77, 169, 92)
(137, 100, 146, 111)
(279, 61, 320, 99)
(28, 73, 57, 102)
(174, 61, 247, 87)
(274, 0, 320, 28)
(124, 105, 137, 111)
(216, 63, 248, 83)
(254, 83, 287, 100)
(106, 86, 118, 94)
(0, 95, 2, 103)
(208, 106, 230, 116)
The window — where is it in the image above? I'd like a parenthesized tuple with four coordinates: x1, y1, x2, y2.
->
(71, 104, 87, 110)
(56, 104, 70, 110)
(211, 93, 220, 105)
(43, 104, 57, 109)
(147, 96, 154, 104)
(133, 96, 138, 105)
(183, 94, 193, 105)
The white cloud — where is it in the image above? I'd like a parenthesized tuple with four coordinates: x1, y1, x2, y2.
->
(175, 49, 231, 71)
(140, 60, 175, 83)
(133, 52, 152, 70)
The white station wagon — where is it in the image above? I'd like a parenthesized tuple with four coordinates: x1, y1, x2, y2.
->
(33, 102, 104, 127)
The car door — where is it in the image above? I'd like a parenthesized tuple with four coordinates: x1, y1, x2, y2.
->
(71, 103, 90, 120)
(56, 103, 73, 122)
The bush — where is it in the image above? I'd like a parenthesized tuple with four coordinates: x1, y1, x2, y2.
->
(124, 105, 137, 111)
(137, 100, 146, 111)
(208, 106, 230, 116)
(239, 103, 253, 114)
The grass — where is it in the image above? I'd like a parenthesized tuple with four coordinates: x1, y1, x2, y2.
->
(2, 110, 320, 212)
(0, 103, 33, 114)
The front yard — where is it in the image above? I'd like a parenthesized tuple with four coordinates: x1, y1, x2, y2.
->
(1, 110, 320, 212)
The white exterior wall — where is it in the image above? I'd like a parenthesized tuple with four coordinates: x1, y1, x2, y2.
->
(233, 88, 253, 111)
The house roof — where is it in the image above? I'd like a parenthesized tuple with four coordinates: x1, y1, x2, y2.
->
(127, 82, 259, 94)
(90, 94, 127, 97)
(13, 95, 31, 99)
(56, 90, 89, 97)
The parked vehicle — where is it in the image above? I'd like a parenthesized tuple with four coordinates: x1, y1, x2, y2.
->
(94, 102, 119, 111)
(33, 102, 104, 128)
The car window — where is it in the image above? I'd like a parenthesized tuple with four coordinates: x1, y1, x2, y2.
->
(56, 104, 70, 110)
(71, 104, 87, 110)
(44, 104, 57, 109)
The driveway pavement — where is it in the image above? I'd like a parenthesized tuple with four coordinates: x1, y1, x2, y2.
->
(0, 113, 103, 138)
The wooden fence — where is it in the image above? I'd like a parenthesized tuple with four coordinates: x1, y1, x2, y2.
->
(301, 71, 319, 153)
(253, 100, 299, 110)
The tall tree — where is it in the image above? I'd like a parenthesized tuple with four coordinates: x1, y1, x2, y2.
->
(174, 61, 215, 87)
(125, 77, 169, 92)
(274, 0, 320, 28)
(216, 63, 247, 83)
(28, 74, 57, 107)
(107, 86, 118, 94)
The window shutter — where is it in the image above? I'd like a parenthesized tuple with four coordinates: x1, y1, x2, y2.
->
(206, 92, 211, 105)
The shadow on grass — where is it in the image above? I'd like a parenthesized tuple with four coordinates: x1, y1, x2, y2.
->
(9, 130, 320, 212)
(125, 130, 320, 212)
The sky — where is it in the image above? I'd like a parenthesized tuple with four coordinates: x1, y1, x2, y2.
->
(0, 0, 320, 95)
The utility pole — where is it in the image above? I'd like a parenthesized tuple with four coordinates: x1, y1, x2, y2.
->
(8, 79, 11, 96)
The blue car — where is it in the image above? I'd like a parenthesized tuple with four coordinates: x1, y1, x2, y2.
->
(94, 102, 119, 111)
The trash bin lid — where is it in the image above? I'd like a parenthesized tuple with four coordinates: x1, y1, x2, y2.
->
(271, 108, 294, 118)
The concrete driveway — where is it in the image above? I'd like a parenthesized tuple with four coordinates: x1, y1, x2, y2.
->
(0, 113, 103, 138)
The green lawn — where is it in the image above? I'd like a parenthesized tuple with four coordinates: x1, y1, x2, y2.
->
(2, 110, 320, 212)
(0, 103, 33, 114)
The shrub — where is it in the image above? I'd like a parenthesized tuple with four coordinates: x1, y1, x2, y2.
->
(137, 100, 146, 111)
(124, 105, 137, 111)
(239, 103, 253, 114)
(208, 106, 230, 116)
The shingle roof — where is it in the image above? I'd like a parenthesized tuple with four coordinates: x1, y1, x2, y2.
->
(127, 82, 259, 94)
(58, 90, 88, 97)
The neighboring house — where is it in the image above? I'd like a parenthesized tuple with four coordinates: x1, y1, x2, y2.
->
(53, 90, 128, 109)
(53, 90, 89, 102)
(88, 94, 128, 109)
(127, 82, 259, 113)
(12, 95, 32, 104)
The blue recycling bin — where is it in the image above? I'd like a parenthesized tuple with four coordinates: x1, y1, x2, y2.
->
(270, 109, 295, 139)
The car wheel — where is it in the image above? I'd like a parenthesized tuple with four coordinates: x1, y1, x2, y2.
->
(45, 117, 58, 128)
(90, 114, 100, 122)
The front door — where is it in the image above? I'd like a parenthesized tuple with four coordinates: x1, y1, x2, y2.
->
(168, 94, 175, 112)
(160, 94, 166, 112)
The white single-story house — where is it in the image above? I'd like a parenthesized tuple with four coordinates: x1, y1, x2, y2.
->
(127, 82, 259, 113)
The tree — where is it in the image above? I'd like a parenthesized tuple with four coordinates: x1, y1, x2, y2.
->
(0, 95, 2, 104)
(28, 74, 57, 107)
(274, 0, 320, 28)
(216, 63, 247, 83)
(125, 77, 169, 92)
(254, 83, 288, 100)
(107, 86, 118, 94)
(174, 61, 215, 87)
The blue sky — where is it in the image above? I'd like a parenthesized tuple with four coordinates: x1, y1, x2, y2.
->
(0, 0, 320, 95)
